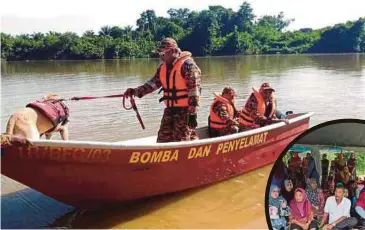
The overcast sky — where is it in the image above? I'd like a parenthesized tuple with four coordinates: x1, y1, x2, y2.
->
(1, 0, 364, 35)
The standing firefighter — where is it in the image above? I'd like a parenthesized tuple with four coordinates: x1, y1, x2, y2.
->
(124, 38, 202, 143)
(208, 87, 240, 137)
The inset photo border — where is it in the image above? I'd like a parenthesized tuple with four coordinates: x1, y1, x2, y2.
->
(265, 119, 365, 230)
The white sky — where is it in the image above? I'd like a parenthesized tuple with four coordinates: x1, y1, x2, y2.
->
(1, 0, 365, 35)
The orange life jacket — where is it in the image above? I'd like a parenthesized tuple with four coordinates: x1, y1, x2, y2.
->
(239, 88, 276, 127)
(159, 52, 194, 107)
(209, 95, 235, 129)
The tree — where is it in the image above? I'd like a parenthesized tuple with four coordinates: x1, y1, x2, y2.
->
(257, 12, 294, 31)
(83, 30, 95, 37)
(167, 8, 191, 26)
(1, 4, 364, 60)
(136, 10, 157, 35)
(1, 33, 14, 59)
(235, 1, 255, 32)
(99, 26, 112, 36)
(109, 26, 124, 39)
(310, 19, 365, 53)
(154, 18, 184, 41)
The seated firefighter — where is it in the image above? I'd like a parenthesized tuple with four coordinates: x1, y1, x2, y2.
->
(239, 82, 288, 130)
(208, 87, 240, 137)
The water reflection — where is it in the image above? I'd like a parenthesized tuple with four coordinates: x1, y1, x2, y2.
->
(2, 54, 363, 77)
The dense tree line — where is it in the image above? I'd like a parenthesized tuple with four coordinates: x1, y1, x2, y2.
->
(1, 2, 365, 61)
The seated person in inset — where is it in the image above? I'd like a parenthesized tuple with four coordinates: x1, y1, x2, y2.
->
(239, 82, 288, 130)
(289, 188, 318, 230)
(319, 184, 358, 230)
(282, 179, 295, 205)
(209, 87, 240, 137)
(269, 184, 291, 230)
(305, 178, 325, 222)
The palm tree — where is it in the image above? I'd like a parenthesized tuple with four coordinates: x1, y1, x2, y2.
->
(83, 30, 95, 37)
(98, 26, 112, 36)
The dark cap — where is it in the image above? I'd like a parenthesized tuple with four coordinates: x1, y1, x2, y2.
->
(154, 38, 178, 53)
(222, 87, 237, 96)
(260, 82, 275, 92)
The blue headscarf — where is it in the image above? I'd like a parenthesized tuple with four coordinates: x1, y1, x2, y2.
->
(269, 184, 286, 208)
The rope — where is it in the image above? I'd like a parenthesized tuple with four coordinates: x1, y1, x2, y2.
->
(63, 93, 145, 129)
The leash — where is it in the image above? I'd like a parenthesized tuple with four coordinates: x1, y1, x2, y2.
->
(68, 94, 125, 101)
(64, 93, 145, 130)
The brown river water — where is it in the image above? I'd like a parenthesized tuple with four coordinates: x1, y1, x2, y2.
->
(1, 54, 365, 228)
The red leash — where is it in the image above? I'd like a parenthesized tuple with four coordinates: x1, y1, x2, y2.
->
(122, 96, 146, 130)
(67, 94, 145, 130)
(69, 94, 125, 101)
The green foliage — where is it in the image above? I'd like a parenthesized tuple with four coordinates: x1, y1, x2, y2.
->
(309, 18, 365, 53)
(257, 12, 294, 32)
(1, 3, 364, 61)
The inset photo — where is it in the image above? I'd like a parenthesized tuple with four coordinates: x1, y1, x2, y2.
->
(266, 119, 365, 230)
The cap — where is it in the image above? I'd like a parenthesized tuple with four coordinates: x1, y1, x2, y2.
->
(154, 38, 178, 53)
(222, 87, 237, 96)
(260, 82, 275, 92)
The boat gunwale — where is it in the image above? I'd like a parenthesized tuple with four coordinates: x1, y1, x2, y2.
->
(25, 112, 314, 150)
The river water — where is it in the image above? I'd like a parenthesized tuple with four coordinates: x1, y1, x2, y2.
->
(1, 54, 364, 228)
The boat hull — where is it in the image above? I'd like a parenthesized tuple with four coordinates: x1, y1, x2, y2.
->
(1, 113, 312, 209)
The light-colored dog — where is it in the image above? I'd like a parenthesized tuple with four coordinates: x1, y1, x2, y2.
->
(5, 94, 69, 141)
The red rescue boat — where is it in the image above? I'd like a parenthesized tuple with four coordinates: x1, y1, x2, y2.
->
(1, 112, 314, 209)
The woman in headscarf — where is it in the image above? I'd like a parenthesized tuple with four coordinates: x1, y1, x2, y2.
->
(289, 188, 318, 230)
(305, 178, 325, 222)
(282, 179, 295, 204)
(347, 152, 357, 180)
(269, 184, 291, 230)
